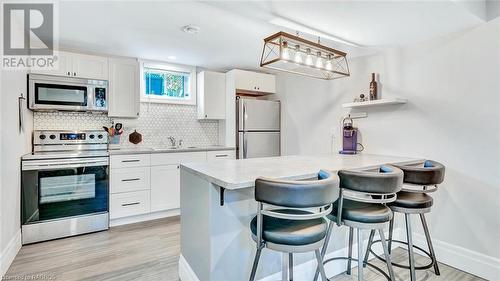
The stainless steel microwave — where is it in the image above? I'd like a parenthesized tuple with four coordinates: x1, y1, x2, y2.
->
(28, 74, 108, 112)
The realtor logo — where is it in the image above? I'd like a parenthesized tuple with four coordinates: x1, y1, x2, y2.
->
(2, 2, 57, 69)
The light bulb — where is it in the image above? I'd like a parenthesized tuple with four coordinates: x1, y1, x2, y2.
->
(294, 45, 302, 64)
(325, 54, 333, 71)
(305, 48, 313, 66)
(281, 41, 289, 60)
(282, 48, 290, 60)
(315, 52, 323, 69)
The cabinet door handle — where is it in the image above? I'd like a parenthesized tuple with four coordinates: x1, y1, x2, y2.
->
(215, 154, 228, 157)
(122, 178, 140, 182)
(121, 159, 140, 163)
(121, 202, 140, 207)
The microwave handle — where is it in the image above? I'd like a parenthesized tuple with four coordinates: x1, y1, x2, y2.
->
(88, 86, 94, 109)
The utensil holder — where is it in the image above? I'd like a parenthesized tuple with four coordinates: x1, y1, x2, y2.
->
(108, 135, 121, 150)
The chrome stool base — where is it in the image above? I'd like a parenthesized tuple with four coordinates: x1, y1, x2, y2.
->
(322, 256, 392, 280)
(364, 213, 441, 281)
(367, 239, 437, 271)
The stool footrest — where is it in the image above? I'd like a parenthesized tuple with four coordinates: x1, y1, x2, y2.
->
(322, 256, 391, 281)
(369, 239, 436, 270)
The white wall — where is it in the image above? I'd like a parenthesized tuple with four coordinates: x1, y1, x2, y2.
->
(275, 18, 500, 278)
(0, 69, 33, 276)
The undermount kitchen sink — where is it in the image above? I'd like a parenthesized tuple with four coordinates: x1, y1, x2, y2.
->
(151, 146, 198, 151)
(151, 147, 178, 151)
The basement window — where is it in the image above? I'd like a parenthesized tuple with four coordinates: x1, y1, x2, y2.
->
(140, 61, 196, 105)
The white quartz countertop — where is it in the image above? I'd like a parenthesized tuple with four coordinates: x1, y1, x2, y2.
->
(108, 145, 235, 155)
(181, 153, 423, 190)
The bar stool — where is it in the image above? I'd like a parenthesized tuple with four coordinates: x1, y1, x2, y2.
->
(248, 170, 339, 281)
(314, 165, 403, 281)
(364, 160, 445, 281)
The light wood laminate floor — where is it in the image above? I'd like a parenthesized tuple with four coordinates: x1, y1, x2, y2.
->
(6, 217, 483, 281)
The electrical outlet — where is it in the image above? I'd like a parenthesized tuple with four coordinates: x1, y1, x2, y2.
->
(348, 112, 368, 119)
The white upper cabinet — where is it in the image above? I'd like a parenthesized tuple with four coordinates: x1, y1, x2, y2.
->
(72, 53, 109, 80)
(108, 57, 140, 118)
(232, 69, 276, 94)
(197, 71, 226, 119)
(31, 51, 108, 80)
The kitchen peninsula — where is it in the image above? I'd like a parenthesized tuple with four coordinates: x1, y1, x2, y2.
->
(178, 154, 423, 281)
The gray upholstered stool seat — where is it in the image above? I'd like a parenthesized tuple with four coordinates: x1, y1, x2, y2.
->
(251, 210, 328, 246)
(249, 170, 339, 281)
(329, 199, 393, 224)
(395, 160, 445, 186)
(389, 191, 433, 209)
(365, 160, 446, 281)
(315, 165, 403, 281)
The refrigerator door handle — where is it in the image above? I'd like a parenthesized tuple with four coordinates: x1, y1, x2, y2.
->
(243, 133, 247, 159)
(242, 101, 247, 131)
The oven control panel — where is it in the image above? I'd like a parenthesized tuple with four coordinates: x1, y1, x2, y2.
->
(60, 133, 86, 140)
(34, 130, 108, 145)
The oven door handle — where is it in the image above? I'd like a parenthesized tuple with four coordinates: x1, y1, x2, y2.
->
(22, 161, 108, 171)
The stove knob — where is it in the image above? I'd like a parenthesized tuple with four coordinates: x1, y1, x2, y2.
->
(97, 134, 103, 139)
(49, 135, 56, 140)
(39, 134, 46, 140)
(89, 134, 95, 139)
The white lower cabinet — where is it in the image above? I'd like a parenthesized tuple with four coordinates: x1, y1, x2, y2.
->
(109, 149, 234, 223)
(151, 165, 180, 212)
(110, 190, 151, 219)
(207, 150, 236, 161)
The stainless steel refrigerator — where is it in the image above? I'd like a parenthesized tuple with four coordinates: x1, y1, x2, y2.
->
(236, 98, 280, 159)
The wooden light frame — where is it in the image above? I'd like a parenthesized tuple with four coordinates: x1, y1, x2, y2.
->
(260, 31, 350, 80)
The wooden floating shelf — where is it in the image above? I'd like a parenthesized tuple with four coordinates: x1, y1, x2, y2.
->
(342, 98, 408, 108)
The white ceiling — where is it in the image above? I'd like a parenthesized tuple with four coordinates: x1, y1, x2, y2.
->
(58, 1, 488, 71)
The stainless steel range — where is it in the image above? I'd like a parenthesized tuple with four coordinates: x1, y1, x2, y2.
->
(21, 130, 109, 244)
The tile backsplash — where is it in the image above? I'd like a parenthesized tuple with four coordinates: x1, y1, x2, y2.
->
(34, 103, 219, 148)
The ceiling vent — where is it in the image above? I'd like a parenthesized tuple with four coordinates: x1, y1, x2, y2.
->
(182, 25, 200, 34)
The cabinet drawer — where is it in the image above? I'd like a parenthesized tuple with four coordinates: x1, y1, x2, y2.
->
(151, 151, 206, 166)
(110, 167, 150, 194)
(207, 150, 236, 161)
(110, 154, 150, 168)
(110, 190, 150, 219)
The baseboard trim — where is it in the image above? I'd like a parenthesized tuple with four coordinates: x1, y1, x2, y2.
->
(410, 231, 500, 280)
(110, 209, 180, 227)
(1, 230, 21, 277)
(179, 254, 200, 281)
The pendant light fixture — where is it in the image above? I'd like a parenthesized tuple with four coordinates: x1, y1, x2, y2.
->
(260, 31, 350, 80)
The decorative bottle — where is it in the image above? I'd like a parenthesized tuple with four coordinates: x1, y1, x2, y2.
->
(369, 73, 378, 100)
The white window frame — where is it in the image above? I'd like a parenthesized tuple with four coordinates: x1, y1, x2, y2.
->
(140, 60, 197, 105)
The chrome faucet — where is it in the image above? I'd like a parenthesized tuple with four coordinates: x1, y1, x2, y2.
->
(168, 136, 176, 147)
